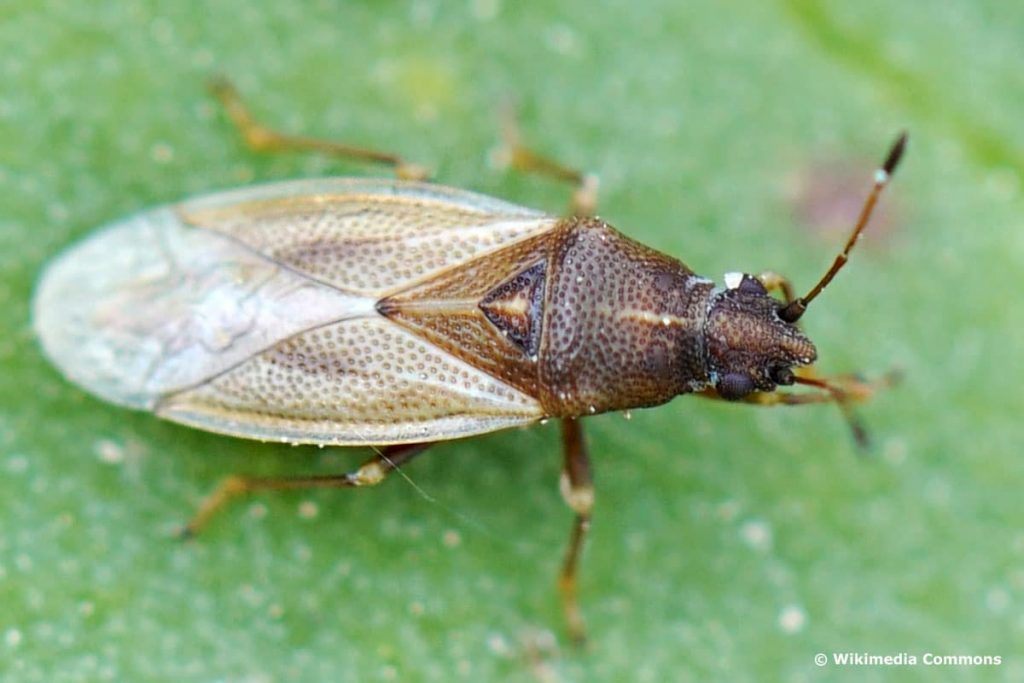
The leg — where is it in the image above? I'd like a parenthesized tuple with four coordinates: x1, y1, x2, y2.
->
(557, 418, 594, 646)
(179, 443, 429, 538)
(208, 76, 429, 180)
(699, 385, 838, 406)
(698, 371, 899, 448)
(491, 101, 599, 216)
(757, 271, 796, 304)
(698, 369, 896, 406)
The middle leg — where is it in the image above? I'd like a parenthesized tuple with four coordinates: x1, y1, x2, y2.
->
(492, 101, 599, 217)
(557, 418, 594, 646)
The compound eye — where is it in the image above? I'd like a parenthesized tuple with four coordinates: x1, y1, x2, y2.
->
(717, 373, 756, 401)
(769, 365, 795, 386)
(738, 275, 767, 296)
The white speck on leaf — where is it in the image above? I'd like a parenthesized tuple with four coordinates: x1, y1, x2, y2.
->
(740, 518, 773, 552)
(778, 604, 807, 633)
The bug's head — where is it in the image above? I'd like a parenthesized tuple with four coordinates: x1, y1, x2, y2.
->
(702, 131, 908, 402)
(704, 273, 815, 400)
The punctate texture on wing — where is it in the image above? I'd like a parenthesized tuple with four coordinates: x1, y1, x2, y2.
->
(156, 317, 543, 445)
(34, 178, 555, 443)
(177, 178, 555, 296)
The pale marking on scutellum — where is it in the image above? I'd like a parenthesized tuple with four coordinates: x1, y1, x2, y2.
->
(486, 297, 530, 315)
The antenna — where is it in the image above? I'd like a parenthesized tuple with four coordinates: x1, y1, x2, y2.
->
(779, 132, 908, 323)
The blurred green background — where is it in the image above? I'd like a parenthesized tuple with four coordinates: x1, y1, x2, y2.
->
(2, 1, 1022, 681)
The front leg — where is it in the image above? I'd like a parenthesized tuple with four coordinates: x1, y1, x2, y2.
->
(698, 370, 899, 447)
(557, 418, 594, 646)
(757, 271, 796, 303)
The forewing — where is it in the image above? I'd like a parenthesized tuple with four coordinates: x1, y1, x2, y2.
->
(157, 317, 542, 445)
(34, 178, 554, 443)
(178, 178, 556, 297)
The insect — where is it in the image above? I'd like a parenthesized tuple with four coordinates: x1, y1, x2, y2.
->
(33, 79, 906, 644)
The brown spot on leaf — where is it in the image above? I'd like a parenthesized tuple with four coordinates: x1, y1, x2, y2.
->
(785, 157, 901, 245)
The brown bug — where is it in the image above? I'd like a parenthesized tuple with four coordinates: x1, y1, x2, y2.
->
(33, 79, 906, 644)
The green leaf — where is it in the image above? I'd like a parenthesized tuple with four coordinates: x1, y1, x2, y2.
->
(3, 1, 1021, 680)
